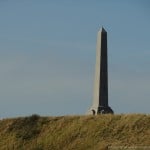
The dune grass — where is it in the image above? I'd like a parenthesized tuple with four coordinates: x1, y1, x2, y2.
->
(0, 114, 149, 150)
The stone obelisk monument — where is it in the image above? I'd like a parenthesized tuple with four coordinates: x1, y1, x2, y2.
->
(88, 27, 113, 115)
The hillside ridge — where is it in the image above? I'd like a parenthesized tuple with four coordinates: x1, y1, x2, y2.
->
(0, 114, 149, 150)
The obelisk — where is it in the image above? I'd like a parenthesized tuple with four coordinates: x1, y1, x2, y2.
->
(88, 27, 113, 115)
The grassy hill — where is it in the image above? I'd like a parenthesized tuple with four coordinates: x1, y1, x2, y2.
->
(0, 114, 149, 150)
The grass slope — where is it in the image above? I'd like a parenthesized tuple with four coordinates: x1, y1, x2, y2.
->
(0, 114, 149, 150)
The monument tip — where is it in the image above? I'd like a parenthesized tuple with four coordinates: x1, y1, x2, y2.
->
(100, 27, 107, 33)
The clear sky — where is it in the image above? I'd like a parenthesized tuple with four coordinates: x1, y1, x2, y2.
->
(0, 1, 150, 118)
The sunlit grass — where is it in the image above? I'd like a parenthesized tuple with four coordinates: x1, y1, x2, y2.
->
(0, 114, 149, 150)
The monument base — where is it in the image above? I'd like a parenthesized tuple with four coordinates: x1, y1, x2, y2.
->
(97, 106, 114, 114)
(87, 106, 114, 115)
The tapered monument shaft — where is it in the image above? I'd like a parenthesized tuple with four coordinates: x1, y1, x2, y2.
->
(88, 27, 113, 115)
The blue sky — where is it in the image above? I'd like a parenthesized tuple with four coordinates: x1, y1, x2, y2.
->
(0, 0, 150, 118)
